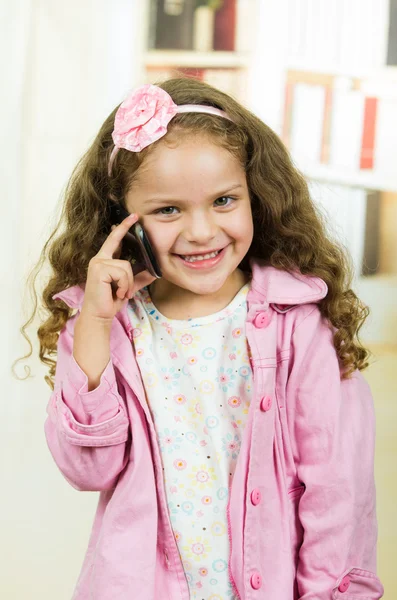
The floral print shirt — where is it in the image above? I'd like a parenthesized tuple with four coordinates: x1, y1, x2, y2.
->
(127, 282, 253, 599)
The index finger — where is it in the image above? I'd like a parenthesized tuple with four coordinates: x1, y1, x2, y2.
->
(98, 213, 139, 259)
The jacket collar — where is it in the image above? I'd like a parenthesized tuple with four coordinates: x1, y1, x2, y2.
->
(52, 257, 328, 325)
(247, 257, 327, 309)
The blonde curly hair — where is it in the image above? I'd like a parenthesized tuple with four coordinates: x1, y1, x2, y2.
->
(13, 76, 371, 390)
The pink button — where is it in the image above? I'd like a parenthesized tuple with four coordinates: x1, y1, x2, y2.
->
(253, 312, 271, 328)
(260, 396, 272, 411)
(338, 576, 351, 593)
(250, 571, 262, 590)
(251, 488, 261, 506)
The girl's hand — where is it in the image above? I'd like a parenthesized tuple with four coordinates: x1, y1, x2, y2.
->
(80, 213, 157, 323)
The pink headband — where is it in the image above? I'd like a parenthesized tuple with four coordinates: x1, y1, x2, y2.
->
(108, 83, 233, 176)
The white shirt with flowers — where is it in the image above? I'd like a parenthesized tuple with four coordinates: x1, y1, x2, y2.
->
(127, 281, 253, 600)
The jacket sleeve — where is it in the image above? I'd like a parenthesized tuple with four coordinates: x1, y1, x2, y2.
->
(44, 314, 130, 492)
(286, 306, 384, 600)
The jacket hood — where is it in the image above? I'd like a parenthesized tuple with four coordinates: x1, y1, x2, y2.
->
(52, 257, 328, 322)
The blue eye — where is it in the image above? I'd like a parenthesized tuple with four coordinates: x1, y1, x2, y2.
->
(154, 196, 236, 215)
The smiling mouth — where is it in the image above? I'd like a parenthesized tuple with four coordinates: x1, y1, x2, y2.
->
(178, 250, 221, 262)
(173, 246, 228, 268)
(173, 246, 227, 260)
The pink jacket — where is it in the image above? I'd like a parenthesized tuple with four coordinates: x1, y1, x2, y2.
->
(45, 259, 384, 599)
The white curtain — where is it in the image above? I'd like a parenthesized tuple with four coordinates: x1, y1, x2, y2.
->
(2, 2, 146, 598)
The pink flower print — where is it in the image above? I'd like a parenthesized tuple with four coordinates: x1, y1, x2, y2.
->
(189, 464, 216, 489)
(221, 433, 241, 459)
(229, 353, 236, 360)
(201, 496, 212, 505)
(196, 510, 204, 517)
(170, 351, 178, 359)
(216, 366, 236, 392)
(132, 328, 142, 338)
(228, 396, 241, 408)
(174, 415, 182, 423)
(174, 458, 187, 470)
(199, 439, 207, 446)
(173, 394, 186, 405)
(192, 542, 204, 556)
(196, 581, 203, 589)
(158, 428, 182, 453)
(170, 485, 178, 494)
(232, 327, 243, 338)
(195, 402, 202, 415)
(160, 366, 180, 389)
(203, 426, 209, 435)
(199, 567, 208, 576)
(231, 421, 238, 429)
(180, 333, 193, 345)
(188, 356, 198, 365)
(197, 470, 209, 483)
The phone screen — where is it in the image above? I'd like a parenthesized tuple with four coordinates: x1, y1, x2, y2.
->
(107, 200, 162, 279)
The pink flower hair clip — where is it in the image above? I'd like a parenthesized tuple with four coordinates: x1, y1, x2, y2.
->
(108, 83, 233, 176)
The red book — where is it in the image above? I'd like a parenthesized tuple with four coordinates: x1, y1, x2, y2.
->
(360, 97, 378, 170)
(213, 0, 236, 51)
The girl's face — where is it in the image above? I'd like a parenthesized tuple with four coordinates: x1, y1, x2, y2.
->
(125, 135, 253, 303)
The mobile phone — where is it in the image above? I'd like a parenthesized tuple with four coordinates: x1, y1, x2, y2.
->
(107, 200, 162, 279)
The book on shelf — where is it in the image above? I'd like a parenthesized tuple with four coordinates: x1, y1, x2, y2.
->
(361, 190, 381, 276)
(148, 0, 240, 53)
(328, 78, 365, 171)
(289, 82, 326, 166)
(282, 73, 384, 176)
(213, 0, 237, 51)
(387, 0, 397, 65)
(148, 0, 196, 50)
(360, 97, 378, 170)
(372, 97, 397, 181)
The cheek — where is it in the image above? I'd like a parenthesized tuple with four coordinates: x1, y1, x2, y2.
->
(231, 209, 253, 242)
(144, 222, 175, 253)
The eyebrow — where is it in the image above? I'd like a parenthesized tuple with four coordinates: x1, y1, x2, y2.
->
(144, 184, 244, 206)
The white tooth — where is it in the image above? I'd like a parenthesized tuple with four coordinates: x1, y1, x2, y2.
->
(183, 250, 219, 262)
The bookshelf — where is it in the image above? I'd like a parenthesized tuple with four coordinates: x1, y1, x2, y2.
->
(142, 0, 256, 103)
(138, 1, 397, 297)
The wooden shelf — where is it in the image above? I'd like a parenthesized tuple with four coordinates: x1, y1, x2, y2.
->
(301, 163, 397, 192)
(145, 50, 250, 69)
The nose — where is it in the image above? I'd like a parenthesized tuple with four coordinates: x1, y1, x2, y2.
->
(183, 211, 218, 244)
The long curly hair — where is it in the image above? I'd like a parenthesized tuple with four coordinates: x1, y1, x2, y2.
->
(13, 76, 371, 390)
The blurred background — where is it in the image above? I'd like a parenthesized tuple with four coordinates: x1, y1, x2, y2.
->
(2, 0, 396, 598)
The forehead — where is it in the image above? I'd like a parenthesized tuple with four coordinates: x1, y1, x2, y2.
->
(130, 136, 245, 195)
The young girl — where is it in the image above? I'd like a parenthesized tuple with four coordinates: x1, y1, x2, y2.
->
(20, 78, 384, 599)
